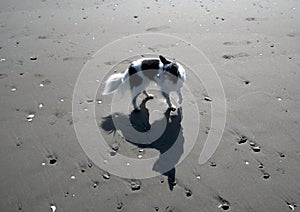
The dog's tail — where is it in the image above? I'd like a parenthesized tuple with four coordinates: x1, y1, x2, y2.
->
(102, 73, 125, 95)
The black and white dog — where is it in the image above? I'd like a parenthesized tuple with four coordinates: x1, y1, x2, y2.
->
(102, 55, 186, 111)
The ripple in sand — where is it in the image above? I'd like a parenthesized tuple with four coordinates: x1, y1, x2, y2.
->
(0, 73, 8, 79)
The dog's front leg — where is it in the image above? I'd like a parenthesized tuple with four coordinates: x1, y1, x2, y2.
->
(132, 92, 141, 111)
(177, 89, 183, 105)
(162, 91, 176, 111)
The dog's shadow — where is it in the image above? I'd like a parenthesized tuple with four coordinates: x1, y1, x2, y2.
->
(100, 98, 184, 190)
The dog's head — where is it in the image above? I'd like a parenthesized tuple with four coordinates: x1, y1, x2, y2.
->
(159, 55, 180, 77)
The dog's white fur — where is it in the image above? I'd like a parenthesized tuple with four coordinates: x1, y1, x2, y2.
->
(102, 56, 186, 111)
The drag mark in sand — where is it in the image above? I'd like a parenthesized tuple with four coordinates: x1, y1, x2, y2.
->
(223, 40, 252, 46)
(145, 25, 171, 32)
(222, 52, 250, 60)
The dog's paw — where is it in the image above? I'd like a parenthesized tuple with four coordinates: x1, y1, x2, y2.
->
(146, 94, 154, 100)
(133, 107, 141, 112)
(168, 106, 176, 111)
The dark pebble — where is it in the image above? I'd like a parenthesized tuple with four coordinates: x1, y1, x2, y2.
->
(238, 135, 248, 144)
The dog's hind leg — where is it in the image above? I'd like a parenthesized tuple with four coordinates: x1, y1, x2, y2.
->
(143, 90, 154, 100)
(162, 91, 176, 111)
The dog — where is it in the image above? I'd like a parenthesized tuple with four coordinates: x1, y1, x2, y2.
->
(102, 55, 186, 111)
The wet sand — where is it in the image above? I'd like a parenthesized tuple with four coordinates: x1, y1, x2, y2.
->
(0, 0, 300, 211)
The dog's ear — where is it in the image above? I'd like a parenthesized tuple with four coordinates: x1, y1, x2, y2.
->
(159, 55, 171, 65)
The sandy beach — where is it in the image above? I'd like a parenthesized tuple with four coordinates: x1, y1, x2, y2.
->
(1, 0, 300, 211)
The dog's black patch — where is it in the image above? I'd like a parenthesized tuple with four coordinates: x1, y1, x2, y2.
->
(128, 64, 143, 88)
(168, 63, 179, 77)
(128, 64, 137, 76)
(141, 59, 160, 70)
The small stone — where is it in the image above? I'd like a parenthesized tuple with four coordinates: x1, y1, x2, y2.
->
(50, 204, 56, 212)
(49, 158, 57, 165)
(218, 202, 230, 210)
(70, 175, 76, 180)
(11, 87, 17, 92)
(92, 182, 98, 188)
(185, 189, 192, 197)
(279, 153, 285, 158)
(287, 202, 297, 211)
(238, 135, 248, 144)
(103, 172, 110, 179)
(210, 162, 217, 167)
(131, 181, 141, 191)
(262, 172, 270, 179)
(27, 114, 35, 122)
(244, 80, 250, 85)
(117, 202, 123, 210)
(252, 146, 261, 152)
(37, 103, 43, 109)
(30, 56, 37, 60)
(204, 96, 212, 102)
